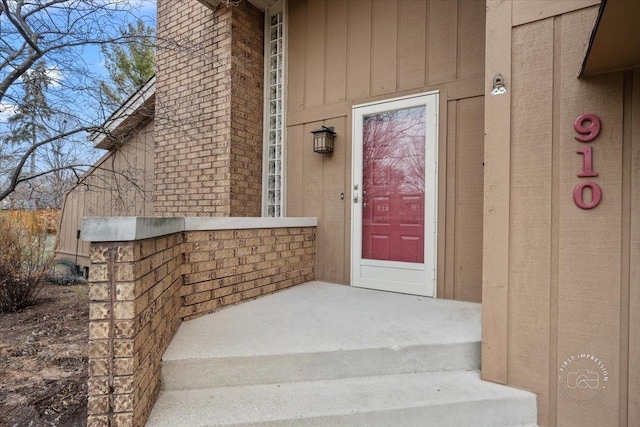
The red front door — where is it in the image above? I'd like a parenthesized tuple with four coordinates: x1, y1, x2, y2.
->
(352, 93, 438, 296)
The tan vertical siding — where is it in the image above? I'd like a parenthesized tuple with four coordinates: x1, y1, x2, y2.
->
(287, 0, 485, 294)
(398, 0, 427, 91)
(320, 116, 348, 284)
(452, 96, 484, 302)
(299, 120, 324, 265)
(371, 0, 398, 95)
(287, 0, 306, 112)
(428, 0, 457, 85)
(55, 121, 155, 266)
(324, 0, 348, 105)
(304, 0, 325, 108)
(512, 0, 600, 26)
(55, 188, 87, 264)
(346, 0, 372, 101)
(509, 17, 554, 424)
(443, 96, 485, 302)
(286, 124, 304, 216)
(484, 1, 639, 426)
(557, 10, 623, 427)
(457, 0, 485, 79)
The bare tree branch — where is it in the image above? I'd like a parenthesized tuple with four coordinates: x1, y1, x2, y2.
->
(0, 1, 157, 205)
(0, 126, 99, 201)
(2, 0, 40, 53)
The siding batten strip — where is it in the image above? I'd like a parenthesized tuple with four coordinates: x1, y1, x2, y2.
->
(436, 93, 449, 299)
(629, 69, 640, 427)
(424, 0, 430, 88)
(619, 70, 634, 427)
(549, 15, 563, 427)
(481, 0, 512, 385)
(444, 100, 456, 300)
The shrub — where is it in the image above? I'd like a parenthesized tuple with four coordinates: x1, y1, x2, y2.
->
(47, 259, 86, 286)
(0, 213, 53, 313)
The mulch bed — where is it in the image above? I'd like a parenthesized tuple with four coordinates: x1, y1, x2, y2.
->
(0, 284, 89, 427)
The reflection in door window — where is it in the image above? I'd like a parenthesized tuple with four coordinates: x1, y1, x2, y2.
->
(362, 107, 426, 263)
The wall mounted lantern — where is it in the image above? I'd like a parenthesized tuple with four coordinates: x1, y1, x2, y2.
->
(312, 126, 336, 154)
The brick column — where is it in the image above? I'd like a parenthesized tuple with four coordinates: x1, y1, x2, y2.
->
(87, 235, 183, 427)
(87, 243, 137, 427)
(228, 3, 265, 216)
(155, 0, 264, 217)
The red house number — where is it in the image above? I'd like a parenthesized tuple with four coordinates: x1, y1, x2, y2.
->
(573, 114, 602, 209)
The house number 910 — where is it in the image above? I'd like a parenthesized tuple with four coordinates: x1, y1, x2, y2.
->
(573, 114, 602, 209)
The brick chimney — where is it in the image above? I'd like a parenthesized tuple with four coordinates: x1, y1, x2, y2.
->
(155, 0, 264, 217)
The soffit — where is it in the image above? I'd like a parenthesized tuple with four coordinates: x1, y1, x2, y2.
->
(581, 0, 640, 76)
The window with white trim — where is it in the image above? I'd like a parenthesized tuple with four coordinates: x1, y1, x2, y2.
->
(263, 1, 285, 217)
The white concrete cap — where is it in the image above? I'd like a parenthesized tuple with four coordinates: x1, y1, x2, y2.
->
(82, 216, 317, 242)
(183, 216, 317, 231)
(82, 217, 184, 242)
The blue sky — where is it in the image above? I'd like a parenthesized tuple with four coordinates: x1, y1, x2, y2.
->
(85, 1, 157, 80)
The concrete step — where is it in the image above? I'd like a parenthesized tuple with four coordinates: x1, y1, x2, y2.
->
(161, 282, 481, 389)
(147, 370, 538, 427)
(162, 342, 479, 389)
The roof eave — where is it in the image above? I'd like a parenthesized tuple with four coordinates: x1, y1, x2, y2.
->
(90, 76, 156, 150)
(581, 0, 640, 77)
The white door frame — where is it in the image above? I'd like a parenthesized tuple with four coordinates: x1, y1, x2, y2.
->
(351, 91, 439, 297)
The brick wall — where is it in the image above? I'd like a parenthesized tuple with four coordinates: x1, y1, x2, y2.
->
(87, 235, 183, 427)
(155, 0, 263, 217)
(229, 4, 265, 216)
(180, 227, 316, 320)
(86, 223, 316, 426)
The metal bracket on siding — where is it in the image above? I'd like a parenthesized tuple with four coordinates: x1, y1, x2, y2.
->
(491, 74, 507, 96)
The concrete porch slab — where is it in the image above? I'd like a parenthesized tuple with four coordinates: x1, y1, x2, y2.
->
(161, 281, 482, 389)
(164, 280, 481, 360)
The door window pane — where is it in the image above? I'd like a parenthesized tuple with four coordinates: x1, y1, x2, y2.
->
(362, 106, 426, 263)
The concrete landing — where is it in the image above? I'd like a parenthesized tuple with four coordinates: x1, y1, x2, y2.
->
(147, 281, 537, 426)
(164, 280, 480, 357)
(161, 281, 481, 389)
